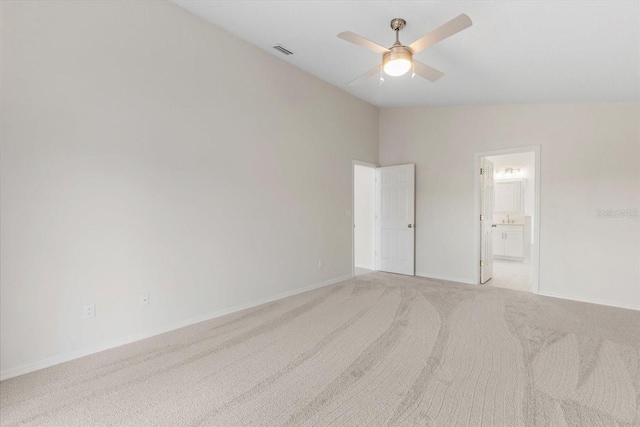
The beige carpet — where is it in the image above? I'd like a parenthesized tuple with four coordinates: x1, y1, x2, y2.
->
(1, 272, 639, 426)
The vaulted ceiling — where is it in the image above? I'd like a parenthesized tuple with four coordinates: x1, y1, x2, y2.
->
(173, 1, 640, 108)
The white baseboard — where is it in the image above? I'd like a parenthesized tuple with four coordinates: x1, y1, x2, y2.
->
(415, 272, 476, 285)
(537, 290, 639, 311)
(0, 274, 352, 381)
(415, 272, 637, 311)
(355, 264, 374, 270)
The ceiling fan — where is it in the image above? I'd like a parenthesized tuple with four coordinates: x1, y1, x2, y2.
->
(338, 14, 472, 86)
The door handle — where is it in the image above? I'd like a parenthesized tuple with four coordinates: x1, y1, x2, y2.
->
(408, 224, 413, 228)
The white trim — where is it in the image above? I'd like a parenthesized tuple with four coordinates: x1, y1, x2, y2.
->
(417, 272, 638, 311)
(352, 160, 378, 278)
(0, 274, 351, 381)
(473, 145, 541, 294)
(415, 272, 476, 285)
(537, 291, 640, 312)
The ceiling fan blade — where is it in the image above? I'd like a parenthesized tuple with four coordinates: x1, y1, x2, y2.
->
(412, 61, 444, 82)
(338, 31, 390, 54)
(408, 14, 472, 54)
(346, 65, 382, 86)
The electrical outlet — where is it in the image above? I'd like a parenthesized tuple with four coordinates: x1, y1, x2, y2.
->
(83, 304, 95, 319)
(140, 293, 149, 306)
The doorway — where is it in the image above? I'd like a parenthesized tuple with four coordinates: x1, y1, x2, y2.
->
(475, 147, 540, 293)
(353, 162, 376, 276)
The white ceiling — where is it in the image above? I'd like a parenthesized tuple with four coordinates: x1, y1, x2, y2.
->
(172, 1, 640, 108)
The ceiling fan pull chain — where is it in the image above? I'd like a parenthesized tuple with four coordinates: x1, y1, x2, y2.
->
(412, 62, 416, 78)
(379, 67, 385, 86)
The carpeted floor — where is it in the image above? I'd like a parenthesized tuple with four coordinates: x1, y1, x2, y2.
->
(1, 272, 639, 426)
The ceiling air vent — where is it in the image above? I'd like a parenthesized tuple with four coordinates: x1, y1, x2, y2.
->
(272, 44, 293, 56)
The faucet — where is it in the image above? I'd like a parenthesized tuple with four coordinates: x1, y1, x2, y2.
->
(507, 213, 511, 224)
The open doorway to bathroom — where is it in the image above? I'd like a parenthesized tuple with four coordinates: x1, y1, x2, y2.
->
(353, 162, 376, 276)
(476, 147, 540, 293)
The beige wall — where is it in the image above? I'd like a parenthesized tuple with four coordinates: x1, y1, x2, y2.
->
(0, 0, 378, 377)
(380, 104, 640, 310)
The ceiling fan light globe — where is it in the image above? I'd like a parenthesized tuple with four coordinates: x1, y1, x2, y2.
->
(382, 46, 413, 77)
(384, 59, 412, 76)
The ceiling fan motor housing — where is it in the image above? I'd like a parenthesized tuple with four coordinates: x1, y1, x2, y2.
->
(382, 46, 413, 76)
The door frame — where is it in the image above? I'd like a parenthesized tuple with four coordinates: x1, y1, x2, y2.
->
(352, 160, 378, 277)
(473, 145, 541, 293)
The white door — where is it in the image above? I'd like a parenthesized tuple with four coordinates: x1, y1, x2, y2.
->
(480, 158, 495, 283)
(376, 164, 415, 275)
